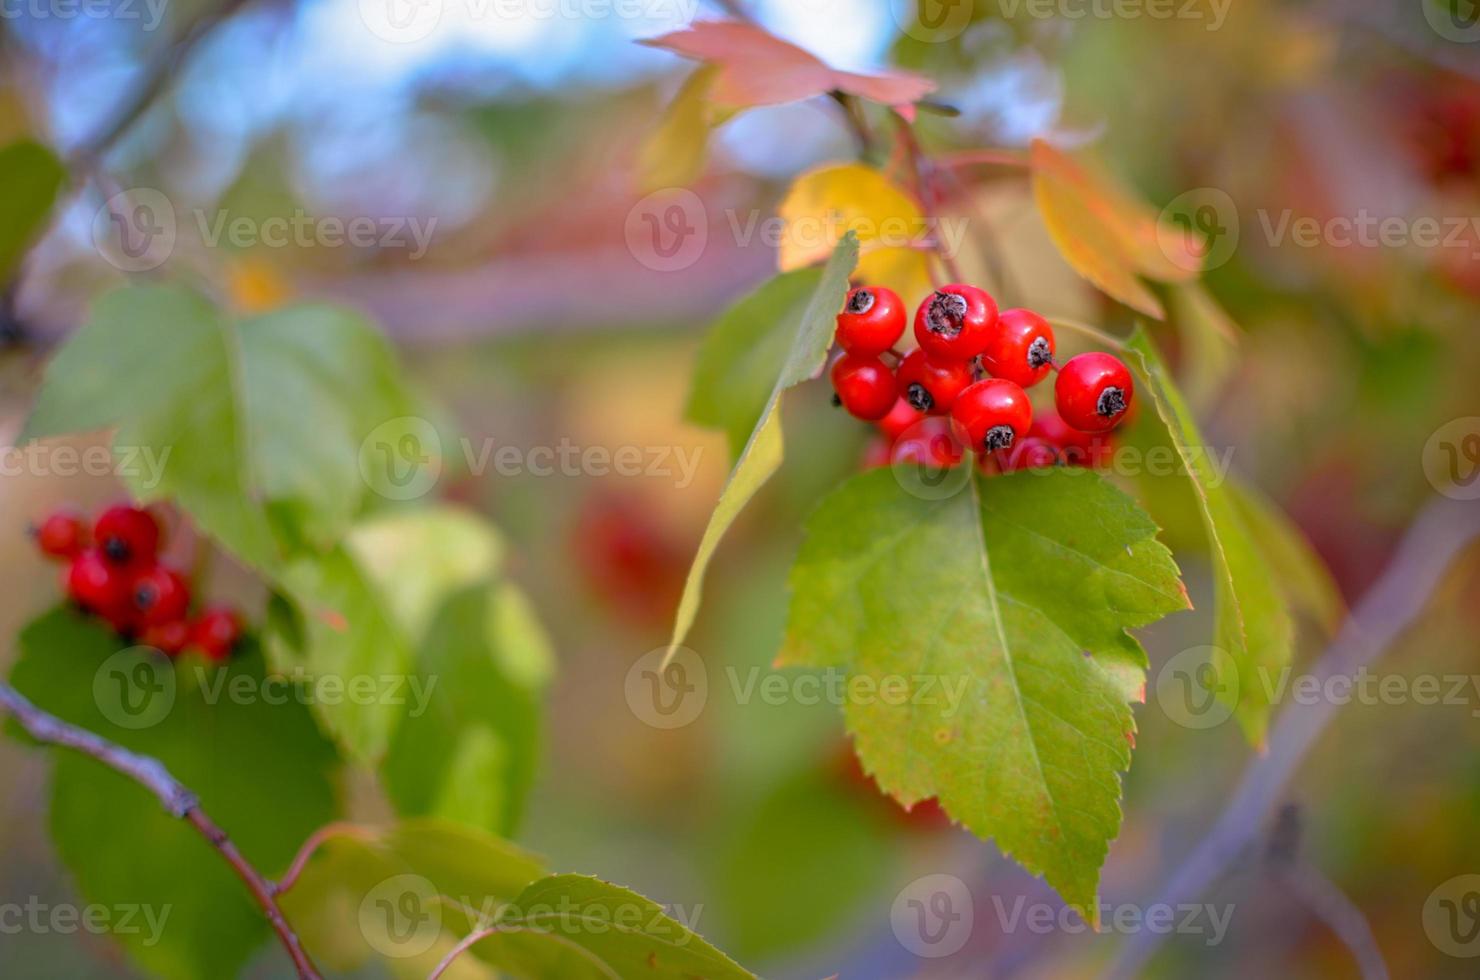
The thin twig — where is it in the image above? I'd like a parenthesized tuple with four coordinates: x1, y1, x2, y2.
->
(1045, 317, 1128, 351)
(1103, 494, 1480, 979)
(1277, 861, 1390, 980)
(896, 116, 963, 283)
(0, 680, 322, 980)
(276, 821, 378, 894)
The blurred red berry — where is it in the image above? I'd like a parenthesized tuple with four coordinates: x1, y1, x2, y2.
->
(889, 417, 964, 469)
(189, 607, 243, 661)
(1000, 436, 1061, 472)
(1032, 409, 1114, 468)
(33, 510, 87, 560)
(128, 565, 191, 628)
(94, 505, 160, 567)
(66, 549, 129, 618)
(140, 619, 191, 656)
(876, 397, 924, 443)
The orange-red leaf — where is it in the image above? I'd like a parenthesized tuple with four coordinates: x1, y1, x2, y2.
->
(641, 21, 934, 112)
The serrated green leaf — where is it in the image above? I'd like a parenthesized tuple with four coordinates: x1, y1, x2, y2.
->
(778, 468, 1187, 915)
(462, 875, 755, 980)
(686, 267, 828, 458)
(0, 139, 66, 281)
(1127, 326, 1294, 744)
(7, 610, 337, 980)
(666, 233, 858, 664)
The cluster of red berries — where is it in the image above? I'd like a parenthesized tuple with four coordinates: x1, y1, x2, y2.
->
(829, 283, 1133, 470)
(31, 505, 243, 661)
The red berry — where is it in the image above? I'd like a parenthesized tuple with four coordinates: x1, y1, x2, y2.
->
(128, 565, 190, 627)
(950, 379, 1033, 454)
(189, 607, 243, 661)
(889, 418, 964, 469)
(139, 619, 191, 656)
(33, 510, 87, 560)
(1054, 353, 1134, 432)
(836, 286, 906, 355)
(1000, 436, 1061, 472)
(983, 308, 1055, 388)
(66, 549, 129, 617)
(1031, 409, 1113, 468)
(913, 284, 999, 361)
(830, 352, 898, 421)
(94, 505, 160, 567)
(876, 397, 924, 443)
(897, 349, 973, 415)
(861, 439, 892, 470)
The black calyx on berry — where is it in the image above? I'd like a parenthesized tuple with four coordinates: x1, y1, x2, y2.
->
(924, 291, 967, 338)
(905, 382, 933, 413)
(1028, 336, 1053, 369)
(103, 537, 132, 564)
(845, 289, 875, 315)
(983, 425, 1015, 452)
(1097, 386, 1127, 419)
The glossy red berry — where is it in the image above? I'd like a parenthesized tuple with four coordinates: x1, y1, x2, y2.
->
(94, 505, 160, 567)
(950, 379, 1033, 454)
(836, 286, 906, 355)
(66, 549, 129, 616)
(830, 352, 898, 421)
(189, 607, 243, 661)
(1054, 353, 1134, 432)
(983, 308, 1055, 388)
(889, 418, 964, 469)
(1031, 409, 1114, 468)
(140, 619, 191, 656)
(33, 510, 87, 560)
(913, 284, 998, 361)
(876, 397, 924, 443)
(897, 349, 973, 415)
(128, 565, 190, 627)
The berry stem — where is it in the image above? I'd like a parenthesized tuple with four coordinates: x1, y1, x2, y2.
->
(0, 681, 324, 980)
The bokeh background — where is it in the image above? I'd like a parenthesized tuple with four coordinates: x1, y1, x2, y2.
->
(3, 0, 1480, 977)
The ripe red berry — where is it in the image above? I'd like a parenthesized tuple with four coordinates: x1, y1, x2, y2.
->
(897, 349, 973, 415)
(1054, 353, 1134, 432)
(189, 607, 243, 661)
(33, 510, 87, 560)
(1031, 409, 1113, 468)
(889, 418, 964, 469)
(950, 379, 1033, 454)
(836, 286, 906, 355)
(983, 308, 1055, 388)
(876, 396, 924, 443)
(830, 352, 898, 421)
(94, 505, 160, 567)
(128, 565, 191, 627)
(913, 284, 999, 361)
(66, 549, 129, 616)
(139, 619, 191, 656)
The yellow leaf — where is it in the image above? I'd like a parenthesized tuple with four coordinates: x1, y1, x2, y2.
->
(778, 163, 933, 305)
(1031, 140, 1203, 319)
(638, 66, 727, 193)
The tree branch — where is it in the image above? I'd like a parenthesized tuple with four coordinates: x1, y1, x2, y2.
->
(1104, 494, 1480, 979)
(0, 680, 322, 980)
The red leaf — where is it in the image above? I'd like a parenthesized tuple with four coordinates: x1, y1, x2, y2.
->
(641, 21, 934, 111)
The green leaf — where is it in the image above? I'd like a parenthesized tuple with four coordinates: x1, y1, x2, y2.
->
(666, 233, 858, 663)
(7, 610, 338, 980)
(778, 468, 1187, 915)
(22, 286, 416, 563)
(1167, 282, 1240, 410)
(383, 582, 552, 836)
(278, 818, 545, 973)
(462, 875, 755, 980)
(0, 139, 66, 281)
(1229, 478, 1344, 635)
(686, 267, 828, 459)
(1127, 326, 1294, 743)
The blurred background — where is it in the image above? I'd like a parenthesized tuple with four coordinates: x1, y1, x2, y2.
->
(2, 0, 1480, 976)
